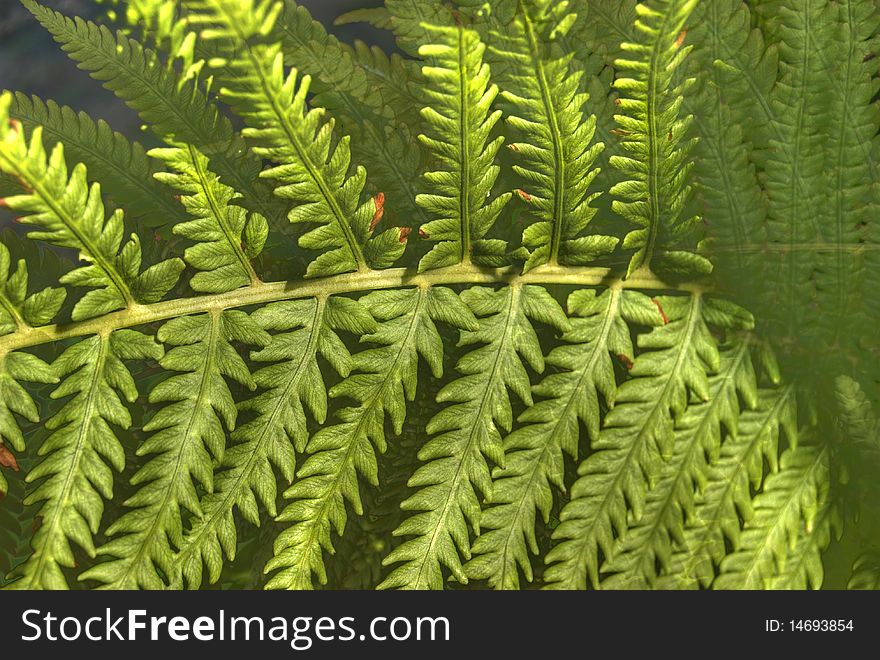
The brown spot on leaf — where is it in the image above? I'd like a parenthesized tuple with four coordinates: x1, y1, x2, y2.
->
(652, 298, 669, 325)
(516, 189, 532, 202)
(398, 227, 411, 243)
(9, 119, 22, 132)
(0, 198, 7, 208)
(418, 228, 429, 239)
(675, 29, 687, 48)
(0, 444, 19, 473)
(370, 192, 385, 232)
(508, 143, 520, 152)
(617, 354, 634, 370)
(611, 128, 629, 137)
(173, 194, 182, 202)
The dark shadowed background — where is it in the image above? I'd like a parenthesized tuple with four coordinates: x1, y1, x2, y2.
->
(0, 0, 389, 138)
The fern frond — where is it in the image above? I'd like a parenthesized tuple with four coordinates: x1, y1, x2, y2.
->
(484, 0, 615, 272)
(0, 0, 865, 594)
(835, 375, 879, 454)
(809, 0, 879, 384)
(112, 0, 201, 78)
(150, 145, 265, 292)
(416, 23, 512, 271)
(9, 93, 187, 228)
(0, 99, 184, 320)
(465, 287, 661, 589)
(0, 241, 66, 336)
(276, 1, 428, 229)
(266, 286, 477, 589)
(0, 350, 55, 474)
(601, 338, 757, 589)
(714, 443, 830, 589)
(610, 0, 711, 278)
(657, 380, 797, 589)
(0, 458, 25, 578)
(172, 296, 375, 588)
(21, 0, 284, 226)
(544, 294, 749, 589)
(185, 0, 406, 277)
(380, 285, 568, 589)
(8, 331, 162, 589)
(80, 312, 268, 589)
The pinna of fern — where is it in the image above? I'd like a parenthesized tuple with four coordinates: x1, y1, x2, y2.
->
(0, 0, 865, 593)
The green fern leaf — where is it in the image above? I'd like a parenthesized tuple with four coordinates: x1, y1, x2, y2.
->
(0, 240, 63, 491)
(172, 296, 375, 588)
(380, 285, 568, 589)
(0, 241, 66, 335)
(21, 0, 285, 226)
(544, 294, 744, 589)
(601, 338, 757, 589)
(385, 0, 454, 57)
(416, 23, 512, 271)
(610, 0, 710, 278)
(657, 380, 797, 589)
(266, 286, 476, 589)
(334, 7, 394, 31)
(276, 2, 428, 230)
(686, 1, 769, 281)
(768, 502, 838, 589)
(484, 0, 615, 271)
(714, 443, 830, 589)
(7, 331, 162, 589)
(151, 145, 264, 292)
(465, 287, 661, 589)
(185, 0, 405, 277)
(0, 102, 184, 320)
(583, 0, 638, 66)
(849, 550, 880, 590)
(9, 93, 187, 228)
(80, 312, 268, 589)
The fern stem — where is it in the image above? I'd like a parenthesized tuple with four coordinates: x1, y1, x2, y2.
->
(0, 264, 700, 356)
